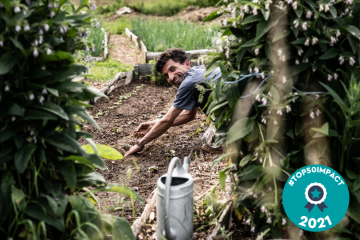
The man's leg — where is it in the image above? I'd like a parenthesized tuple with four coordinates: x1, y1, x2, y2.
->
(192, 80, 224, 154)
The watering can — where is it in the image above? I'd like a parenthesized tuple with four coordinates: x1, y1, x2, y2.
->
(157, 157, 194, 240)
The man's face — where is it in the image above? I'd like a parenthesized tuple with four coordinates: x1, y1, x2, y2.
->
(161, 59, 191, 88)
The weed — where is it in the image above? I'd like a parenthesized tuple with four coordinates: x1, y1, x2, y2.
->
(132, 158, 141, 173)
(148, 165, 158, 172)
(189, 127, 202, 138)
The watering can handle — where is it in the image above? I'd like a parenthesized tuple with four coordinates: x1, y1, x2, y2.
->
(164, 157, 187, 239)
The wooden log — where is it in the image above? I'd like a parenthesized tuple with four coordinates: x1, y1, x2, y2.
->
(132, 189, 157, 238)
(146, 49, 213, 63)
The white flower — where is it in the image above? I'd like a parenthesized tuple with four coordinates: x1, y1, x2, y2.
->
(39, 29, 43, 35)
(219, 45, 223, 53)
(254, 67, 259, 73)
(25, 0, 31, 5)
(54, 3, 58, 8)
(299, 229, 304, 236)
(24, 25, 30, 31)
(277, 49, 283, 56)
(39, 96, 45, 103)
(292, 1, 297, 9)
(324, 4, 329, 12)
(312, 37, 318, 45)
(282, 218, 287, 225)
(5, 86, 9, 91)
(350, 57, 355, 66)
(302, 22, 307, 30)
(12, 116, 16, 122)
(29, 93, 35, 100)
(328, 74, 333, 81)
(304, 58, 309, 63)
(14, 6, 21, 13)
(265, 3, 270, 10)
(268, 92, 272, 97)
(310, 112, 315, 119)
(249, 68, 253, 73)
(225, 50, 230, 58)
(319, 4, 324, 11)
(334, 73, 338, 79)
(92, 47, 95, 52)
(316, 109, 321, 116)
(313, 68, 316, 72)
(281, 55, 285, 62)
(246, 219, 251, 224)
(48, 3, 53, 8)
(262, 98, 267, 105)
(44, 24, 50, 31)
(304, 38, 310, 46)
(256, 94, 261, 101)
(0, 41, 3, 47)
(261, 72, 265, 79)
(336, 30, 341, 37)
(295, 60, 299, 65)
(39, 36, 43, 44)
(50, 11, 55, 17)
(223, 19, 227, 26)
(306, 11, 313, 19)
(274, 120, 278, 125)
(34, 39, 39, 46)
(42, 89, 48, 94)
(15, 25, 21, 32)
(259, 157, 263, 163)
(286, 105, 291, 113)
(244, 5, 249, 12)
(232, 21, 237, 28)
(253, 194, 258, 198)
(316, 94, 320, 99)
(298, 49, 304, 56)
(253, 7, 258, 15)
(261, 118, 266, 124)
(330, 37, 337, 44)
(261, 206, 266, 212)
(253, 0, 259, 3)
(282, 76, 287, 84)
(90, 3, 97, 10)
(339, 56, 344, 65)
(46, 48, 52, 55)
(33, 136, 37, 144)
(249, 191, 254, 196)
(33, 48, 39, 57)
(266, 218, 272, 224)
(251, 226, 255, 232)
(277, 109, 283, 115)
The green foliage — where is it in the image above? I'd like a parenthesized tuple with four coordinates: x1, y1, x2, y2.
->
(130, 18, 218, 51)
(88, 19, 104, 57)
(203, 0, 360, 238)
(148, 60, 168, 85)
(82, 143, 124, 160)
(88, 58, 133, 81)
(0, 0, 141, 239)
(95, 2, 124, 17)
(104, 16, 131, 35)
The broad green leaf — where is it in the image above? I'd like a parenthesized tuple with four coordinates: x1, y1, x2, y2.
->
(34, 102, 69, 120)
(348, 195, 360, 224)
(64, 155, 96, 168)
(211, 152, 234, 169)
(346, 169, 357, 180)
(354, 177, 360, 192)
(224, 83, 240, 109)
(344, 25, 360, 40)
(57, 161, 77, 191)
(101, 215, 135, 240)
(227, 118, 254, 144)
(15, 144, 37, 173)
(77, 172, 106, 189)
(350, 120, 360, 127)
(44, 131, 84, 154)
(219, 169, 227, 191)
(221, 27, 233, 37)
(320, 83, 350, 113)
(96, 183, 144, 204)
(12, 186, 26, 205)
(82, 144, 123, 160)
(239, 165, 264, 181)
(241, 14, 263, 25)
(203, 10, 222, 22)
(0, 53, 17, 75)
(24, 109, 58, 121)
(239, 154, 252, 167)
(310, 122, 329, 138)
(291, 38, 306, 44)
(288, 63, 310, 77)
(329, 5, 337, 18)
(319, 48, 338, 60)
(265, 166, 288, 182)
(10, 38, 26, 55)
(295, 8, 303, 18)
(241, 38, 258, 48)
(42, 193, 67, 217)
(255, 19, 270, 41)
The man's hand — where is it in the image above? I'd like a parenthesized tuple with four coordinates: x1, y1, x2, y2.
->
(134, 122, 155, 138)
(124, 144, 143, 157)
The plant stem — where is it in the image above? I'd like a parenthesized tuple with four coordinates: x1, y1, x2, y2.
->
(269, 153, 278, 204)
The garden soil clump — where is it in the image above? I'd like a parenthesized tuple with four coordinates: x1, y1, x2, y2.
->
(81, 77, 209, 222)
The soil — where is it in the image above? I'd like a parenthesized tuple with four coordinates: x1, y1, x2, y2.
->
(109, 34, 145, 64)
(81, 77, 213, 222)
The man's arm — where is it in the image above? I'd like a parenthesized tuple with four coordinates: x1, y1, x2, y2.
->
(125, 106, 196, 157)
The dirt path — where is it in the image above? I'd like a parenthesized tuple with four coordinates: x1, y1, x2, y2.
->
(82, 77, 216, 222)
(109, 34, 144, 64)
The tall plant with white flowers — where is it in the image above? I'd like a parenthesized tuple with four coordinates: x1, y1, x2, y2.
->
(203, 0, 360, 238)
(0, 0, 141, 239)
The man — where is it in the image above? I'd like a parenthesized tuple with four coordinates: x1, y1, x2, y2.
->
(124, 48, 222, 157)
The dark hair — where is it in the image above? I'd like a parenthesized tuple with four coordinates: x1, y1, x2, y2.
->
(155, 48, 190, 74)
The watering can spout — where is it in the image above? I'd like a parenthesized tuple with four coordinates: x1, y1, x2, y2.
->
(183, 157, 190, 173)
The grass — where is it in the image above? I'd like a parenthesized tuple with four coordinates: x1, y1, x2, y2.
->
(88, 58, 133, 81)
(130, 18, 218, 52)
(104, 17, 131, 35)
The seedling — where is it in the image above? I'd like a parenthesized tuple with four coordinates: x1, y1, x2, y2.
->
(112, 127, 121, 133)
(119, 93, 131, 100)
(189, 127, 202, 138)
(94, 111, 103, 118)
(148, 165, 158, 173)
(165, 149, 177, 160)
(132, 158, 140, 173)
(108, 106, 115, 109)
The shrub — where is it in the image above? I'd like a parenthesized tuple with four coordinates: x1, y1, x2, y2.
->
(148, 60, 168, 85)
(0, 0, 141, 239)
(203, 0, 360, 238)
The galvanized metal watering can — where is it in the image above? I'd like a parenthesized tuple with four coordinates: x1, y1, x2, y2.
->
(157, 157, 194, 240)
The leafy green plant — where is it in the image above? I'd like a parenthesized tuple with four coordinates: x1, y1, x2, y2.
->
(87, 19, 104, 57)
(148, 59, 168, 85)
(0, 0, 142, 239)
(104, 16, 131, 35)
(203, 0, 360, 238)
(130, 18, 218, 51)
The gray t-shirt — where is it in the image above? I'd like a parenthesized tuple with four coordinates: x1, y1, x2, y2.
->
(172, 65, 221, 111)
